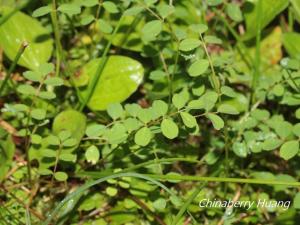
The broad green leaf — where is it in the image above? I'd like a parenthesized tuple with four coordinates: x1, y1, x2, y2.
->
(45, 77, 64, 86)
(39, 91, 56, 99)
(52, 110, 86, 146)
(137, 108, 153, 124)
(221, 86, 237, 98)
(32, 5, 52, 17)
(80, 15, 95, 26)
(262, 138, 282, 151)
(152, 100, 168, 116)
(233, 141, 248, 158)
(207, 0, 223, 6)
(125, 103, 141, 117)
(58, 4, 81, 16)
(31, 134, 42, 144)
(274, 174, 297, 192)
(76, 56, 144, 110)
(85, 145, 100, 164)
(282, 32, 300, 59)
(46, 135, 60, 146)
(291, 0, 300, 23)
(172, 89, 189, 109)
(17, 84, 36, 95)
(124, 118, 141, 133)
(274, 121, 293, 139)
(217, 104, 239, 115)
(54, 172, 68, 181)
(294, 193, 300, 209)
(62, 138, 77, 147)
(106, 187, 118, 196)
(206, 113, 224, 130)
(189, 24, 208, 34)
(251, 109, 270, 121)
(150, 70, 166, 80)
(31, 108, 46, 120)
(0, 135, 15, 181)
(124, 6, 144, 16)
(179, 38, 201, 51)
(199, 91, 219, 111)
(204, 35, 222, 44)
(271, 84, 284, 96)
(157, 4, 175, 18)
(105, 123, 128, 145)
(161, 118, 179, 139)
(145, 0, 158, 6)
(243, 0, 288, 39)
(187, 59, 209, 77)
(80, 0, 99, 7)
(103, 1, 119, 14)
(58, 130, 71, 142)
(0, 7, 53, 70)
(38, 63, 54, 75)
(59, 153, 76, 162)
(107, 103, 124, 120)
(180, 112, 197, 128)
(134, 127, 152, 146)
(226, 3, 243, 22)
(23, 71, 41, 82)
(293, 123, 300, 137)
(98, 19, 113, 34)
(153, 198, 166, 211)
(279, 140, 299, 160)
(85, 124, 106, 137)
(142, 20, 162, 41)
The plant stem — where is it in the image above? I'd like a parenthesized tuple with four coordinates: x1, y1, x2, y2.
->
(51, 144, 62, 184)
(199, 34, 220, 95)
(79, 16, 124, 111)
(50, 0, 63, 77)
(251, 0, 262, 103)
(144, 173, 300, 186)
(0, 42, 28, 96)
(159, 52, 172, 110)
(213, 8, 254, 68)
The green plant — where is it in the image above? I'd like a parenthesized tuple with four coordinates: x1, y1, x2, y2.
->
(1, 0, 300, 224)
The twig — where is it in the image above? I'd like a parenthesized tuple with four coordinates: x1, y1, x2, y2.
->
(0, 42, 28, 96)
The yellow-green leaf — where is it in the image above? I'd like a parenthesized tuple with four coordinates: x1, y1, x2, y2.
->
(0, 7, 53, 70)
(76, 56, 144, 111)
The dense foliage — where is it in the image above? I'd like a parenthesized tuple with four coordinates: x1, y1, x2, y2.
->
(1, 0, 300, 224)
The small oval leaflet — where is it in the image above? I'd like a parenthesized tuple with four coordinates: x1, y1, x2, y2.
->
(161, 118, 179, 139)
(134, 127, 152, 146)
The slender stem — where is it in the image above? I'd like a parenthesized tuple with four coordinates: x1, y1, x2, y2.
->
(199, 34, 220, 95)
(90, 0, 103, 55)
(159, 52, 172, 109)
(288, 6, 294, 32)
(251, 0, 262, 103)
(143, 173, 300, 186)
(285, 69, 300, 92)
(50, 0, 63, 77)
(79, 16, 124, 111)
(213, 9, 254, 68)
(0, 42, 28, 96)
(172, 169, 220, 225)
(24, 77, 46, 186)
(51, 144, 62, 184)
